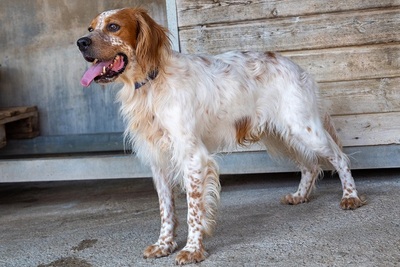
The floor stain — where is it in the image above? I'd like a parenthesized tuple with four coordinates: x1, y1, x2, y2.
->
(71, 239, 98, 252)
(37, 256, 92, 267)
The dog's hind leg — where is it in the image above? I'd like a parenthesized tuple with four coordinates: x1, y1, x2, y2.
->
(261, 134, 320, 205)
(143, 166, 178, 259)
(175, 146, 221, 265)
(322, 114, 365, 209)
(280, 119, 364, 210)
(281, 165, 319, 205)
(325, 153, 365, 209)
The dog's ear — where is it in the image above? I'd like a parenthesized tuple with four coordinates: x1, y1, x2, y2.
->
(133, 9, 170, 74)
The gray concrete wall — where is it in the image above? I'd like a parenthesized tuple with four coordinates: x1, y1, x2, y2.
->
(0, 0, 167, 136)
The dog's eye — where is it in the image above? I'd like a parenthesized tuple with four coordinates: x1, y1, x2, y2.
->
(88, 27, 94, 32)
(107, 23, 120, 32)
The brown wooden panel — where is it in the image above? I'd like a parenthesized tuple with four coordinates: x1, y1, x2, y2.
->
(179, 8, 400, 54)
(177, 0, 400, 27)
(0, 125, 5, 148)
(6, 116, 40, 139)
(333, 112, 400, 146)
(320, 78, 400, 115)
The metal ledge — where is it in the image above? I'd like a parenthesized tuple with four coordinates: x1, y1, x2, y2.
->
(1, 145, 399, 182)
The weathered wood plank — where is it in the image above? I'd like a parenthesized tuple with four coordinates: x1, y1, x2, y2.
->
(229, 112, 400, 150)
(281, 44, 400, 83)
(320, 78, 400, 115)
(0, 106, 40, 145)
(0, 111, 37, 125)
(0, 106, 37, 121)
(181, 44, 400, 84)
(179, 8, 400, 54)
(333, 112, 400, 146)
(234, 111, 400, 151)
(177, 0, 400, 27)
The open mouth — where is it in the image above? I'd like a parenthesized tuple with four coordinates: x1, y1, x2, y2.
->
(80, 53, 128, 87)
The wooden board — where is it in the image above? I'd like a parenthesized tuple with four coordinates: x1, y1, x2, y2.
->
(180, 44, 400, 84)
(177, 0, 400, 27)
(179, 8, 400, 54)
(0, 106, 39, 148)
(333, 112, 400, 146)
(0, 106, 37, 121)
(229, 112, 400, 149)
(282, 44, 400, 83)
(320, 78, 400, 115)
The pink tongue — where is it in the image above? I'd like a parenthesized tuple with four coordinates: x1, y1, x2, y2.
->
(80, 61, 112, 87)
(80, 56, 125, 87)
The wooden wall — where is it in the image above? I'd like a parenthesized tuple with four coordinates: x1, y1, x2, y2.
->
(176, 0, 400, 147)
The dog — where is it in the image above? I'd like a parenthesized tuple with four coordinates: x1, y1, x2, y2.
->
(77, 8, 364, 265)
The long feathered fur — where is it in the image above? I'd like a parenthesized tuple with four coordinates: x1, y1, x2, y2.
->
(78, 8, 364, 265)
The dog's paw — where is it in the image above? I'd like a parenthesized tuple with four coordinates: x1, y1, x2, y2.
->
(175, 248, 207, 265)
(340, 196, 366, 210)
(143, 241, 178, 259)
(281, 194, 309, 205)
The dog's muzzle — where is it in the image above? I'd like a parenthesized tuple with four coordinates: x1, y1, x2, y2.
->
(77, 35, 128, 87)
(77, 37, 92, 52)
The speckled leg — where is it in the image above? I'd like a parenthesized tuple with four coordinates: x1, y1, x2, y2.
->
(282, 166, 318, 205)
(327, 156, 365, 209)
(175, 149, 220, 265)
(143, 167, 178, 259)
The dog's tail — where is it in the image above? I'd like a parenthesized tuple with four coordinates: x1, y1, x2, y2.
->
(202, 157, 221, 237)
(323, 113, 342, 149)
(321, 112, 352, 171)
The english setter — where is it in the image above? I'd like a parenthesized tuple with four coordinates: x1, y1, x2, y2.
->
(77, 8, 364, 265)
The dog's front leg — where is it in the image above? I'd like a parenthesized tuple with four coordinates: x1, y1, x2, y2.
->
(175, 147, 220, 265)
(144, 166, 178, 258)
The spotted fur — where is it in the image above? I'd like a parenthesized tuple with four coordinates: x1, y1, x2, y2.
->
(78, 8, 365, 265)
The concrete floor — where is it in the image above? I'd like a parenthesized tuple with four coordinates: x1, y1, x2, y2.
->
(0, 170, 399, 267)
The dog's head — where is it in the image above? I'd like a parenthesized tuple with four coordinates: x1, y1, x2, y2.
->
(77, 8, 170, 87)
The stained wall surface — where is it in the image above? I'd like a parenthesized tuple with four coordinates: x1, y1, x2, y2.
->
(0, 0, 167, 136)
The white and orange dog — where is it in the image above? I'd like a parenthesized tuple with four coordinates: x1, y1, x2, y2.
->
(77, 8, 364, 265)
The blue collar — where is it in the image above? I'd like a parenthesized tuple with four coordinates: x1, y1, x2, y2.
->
(134, 70, 159, 90)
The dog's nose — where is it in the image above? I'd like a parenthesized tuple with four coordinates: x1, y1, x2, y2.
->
(77, 37, 92, 52)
